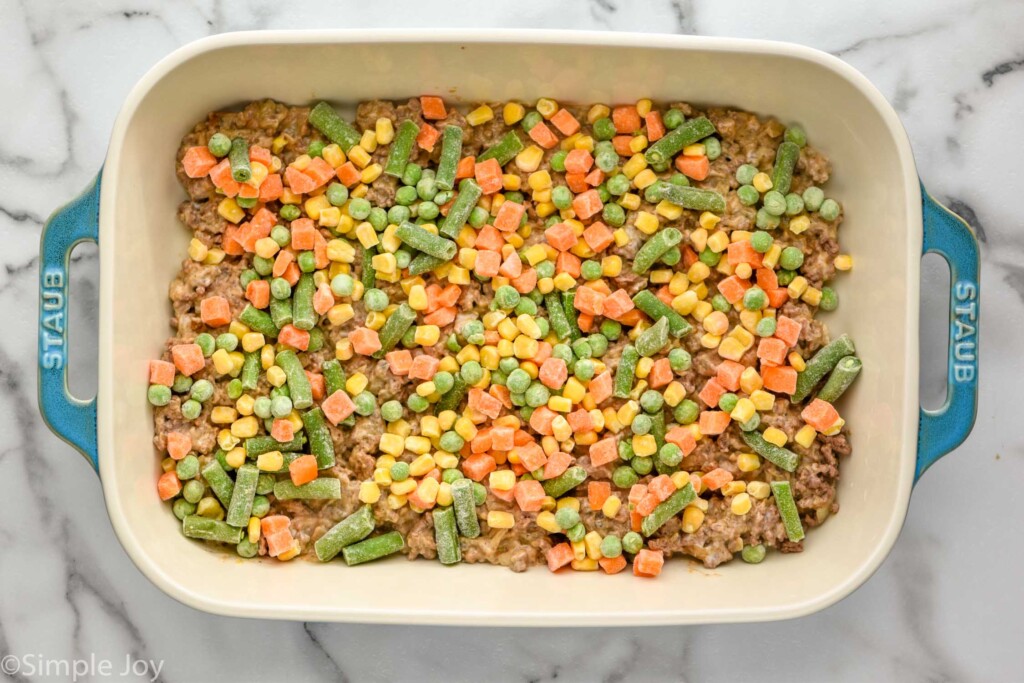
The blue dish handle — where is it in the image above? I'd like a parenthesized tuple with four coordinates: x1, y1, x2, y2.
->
(916, 183, 980, 480)
(38, 173, 101, 472)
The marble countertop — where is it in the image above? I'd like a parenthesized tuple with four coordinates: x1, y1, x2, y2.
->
(2, 0, 1021, 680)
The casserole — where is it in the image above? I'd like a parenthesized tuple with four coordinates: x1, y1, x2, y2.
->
(37, 30, 979, 625)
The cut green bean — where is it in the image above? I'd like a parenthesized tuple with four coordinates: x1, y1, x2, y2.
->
(273, 477, 342, 501)
(360, 246, 376, 290)
(432, 507, 462, 565)
(314, 506, 376, 562)
(321, 359, 346, 396)
(342, 531, 405, 566)
(228, 137, 252, 183)
(437, 375, 468, 414)
(792, 334, 857, 402)
(659, 184, 727, 213)
(439, 179, 483, 239)
(225, 463, 259, 527)
(239, 304, 279, 338)
(771, 141, 801, 196)
(476, 131, 525, 166)
(373, 303, 416, 359)
(636, 317, 670, 357)
(450, 478, 480, 538)
(816, 356, 862, 403)
(302, 407, 336, 469)
(632, 227, 682, 274)
(291, 273, 317, 331)
(244, 433, 305, 458)
(385, 120, 421, 177)
(741, 430, 799, 472)
(396, 221, 457, 260)
(275, 350, 313, 410)
(270, 296, 293, 329)
(613, 345, 640, 399)
(182, 515, 244, 544)
(651, 411, 666, 452)
(435, 125, 463, 191)
(771, 480, 804, 542)
(631, 290, 693, 338)
(201, 460, 235, 506)
(544, 292, 572, 340)
(408, 252, 448, 275)
(240, 351, 261, 392)
(641, 483, 696, 536)
(644, 116, 716, 165)
(562, 290, 582, 341)
(308, 101, 362, 153)
(542, 466, 588, 498)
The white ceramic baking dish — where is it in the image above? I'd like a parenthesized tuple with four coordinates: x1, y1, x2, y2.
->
(38, 30, 979, 625)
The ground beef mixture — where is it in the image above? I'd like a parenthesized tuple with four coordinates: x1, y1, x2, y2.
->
(151, 96, 854, 577)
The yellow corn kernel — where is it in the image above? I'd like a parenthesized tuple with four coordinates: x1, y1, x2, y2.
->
(454, 417, 478, 442)
(761, 243, 782, 269)
(763, 427, 788, 447)
(355, 481, 380, 504)
(230, 416, 259, 438)
(487, 469, 516, 492)
(789, 214, 811, 235)
(633, 210, 660, 235)
(563, 377, 587, 404)
(736, 452, 761, 473)
(536, 511, 561, 533)
(802, 287, 822, 306)
(435, 482, 453, 507)
(327, 303, 354, 327)
(217, 197, 244, 224)
(834, 254, 854, 271)
(503, 101, 525, 125)
(256, 450, 284, 472)
(387, 494, 407, 510)
(406, 435, 433, 456)
(378, 432, 405, 456)
(360, 163, 383, 185)
(601, 255, 623, 278)
(187, 238, 209, 262)
(584, 531, 604, 560)
(465, 104, 494, 126)
(414, 325, 441, 347)
(787, 276, 808, 298)
(622, 153, 647, 179)
(487, 510, 515, 529)
(632, 434, 657, 457)
(729, 325, 755, 350)
(602, 495, 622, 518)
(247, 516, 261, 544)
(535, 97, 558, 119)
(235, 394, 255, 417)
(238, 333, 264, 355)
(789, 351, 807, 372)
(345, 373, 368, 396)
(823, 417, 845, 436)
(304, 194, 330, 221)
(570, 539, 587, 561)
(225, 447, 246, 469)
(748, 481, 771, 500)
(656, 199, 686, 221)
(196, 497, 223, 519)
(682, 506, 705, 533)
(734, 262, 753, 280)
(586, 104, 609, 124)
(390, 479, 417, 496)
(706, 231, 730, 253)
(752, 172, 773, 193)
(795, 424, 818, 448)
(210, 405, 237, 424)
(717, 337, 746, 362)
(628, 135, 648, 153)
(721, 481, 747, 497)
(730, 492, 753, 515)
(371, 252, 397, 275)
(619, 192, 641, 211)
(347, 145, 371, 169)
(750, 389, 775, 412)
(730, 398, 756, 424)
(738, 368, 763, 395)
(217, 430, 238, 452)
(414, 478, 440, 506)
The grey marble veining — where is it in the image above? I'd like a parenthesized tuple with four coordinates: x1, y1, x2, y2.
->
(1, 1, 1021, 681)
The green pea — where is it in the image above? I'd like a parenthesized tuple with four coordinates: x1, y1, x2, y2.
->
(555, 507, 581, 530)
(364, 288, 389, 312)
(600, 319, 621, 341)
(506, 368, 531, 394)
(763, 190, 787, 216)
(207, 133, 231, 157)
(571, 339, 592, 360)
(779, 246, 805, 271)
(612, 466, 639, 489)
(172, 499, 195, 520)
(755, 208, 781, 230)
(417, 201, 439, 221)
(535, 261, 555, 279)
(402, 162, 422, 186)
(631, 414, 653, 435)
(348, 197, 372, 220)
(368, 207, 388, 232)
(252, 255, 273, 276)
(699, 248, 721, 267)
(663, 108, 685, 129)
(468, 205, 489, 228)
(711, 294, 730, 312)
(595, 149, 619, 173)
(658, 443, 683, 467)
(603, 203, 626, 227)
(736, 164, 758, 185)
(802, 186, 825, 212)
(171, 373, 193, 394)
(547, 149, 568, 173)
(740, 413, 761, 432)
(737, 184, 760, 206)
(668, 348, 691, 373)
(326, 182, 349, 206)
(777, 269, 796, 286)
(472, 482, 487, 506)
(175, 454, 199, 480)
(784, 193, 805, 216)
(743, 286, 767, 311)
(256, 475, 275, 496)
(253, 396, 272, 419)
(226, 379, 244, 400)
(631, 456, 653, 475)
(703, 136, 722, 160)
(432, 371, 455, 395)
(622, 531, 643, 554)
(495, 285, 520, 309)
(606, 174, 629, 196)
(239, 269, 259, 291)
(407, 394, 429, 413)
(390, 461, 410, 482)
(618, 440, 635, 461)
(498, 357, 520, 375)
(269, 277, 290, 300)
(439, 431, 464, 453)
(719, 392, 739, 413)
(460, 360, 483, 385)
(819, 198, 841, 221)
(640, 389, 664, 414)
(180, 399, 202, 421)
(819, 287, 838, 311)
(593, 117, 616, 140)
(588, 334, 609, 357)
(216, 333, 238, 351)
(270, 226, 290, 248)
(307, 140, 325, 157)
(756, 317, 777, 337)
(742, 544, 767, 564)
(148, 384, 171, 406)
(183, 480, 205, 504)
(194, 333, 216, 357)
(669, 173, 689, 187)
(441, 468, 464, 484)
(388, 205, 411, 225)
(271, 395, 293, 418)
(574, 358, 596, 381)
(354, 392, 376, 416)
(189, 379, 213, 403)
(784, 125, 807, 147)
(750, 230, 773, 253)
(674, 399, 699, 425)
(661, 247, 681, 266)
(329, 274, 353, 298)
(566, 523, 587, 542)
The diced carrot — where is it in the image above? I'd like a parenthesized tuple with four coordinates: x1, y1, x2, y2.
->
(148, 359, 176, 387)
(494, 200, 526, 232)
(612, 135, 634, 156)
(645, 111, 666, 141)
(601, 289, 635, 322)
(636, 493, 659, 516)
(698, 410, 731, 435)
(573, 285, 605, 316)
(546, 542, 575, 572)
(242, 280, 268, 309)
(544, 222, 578, 252)
(564, 148, 594, 174)
(385, 349, 412, 376)
(528, 121, 558, 149)
(577, 313, 594, 333)
(158, 471, 182, 500)
(313, 282, 335, 316)
(628, 484, 648, 505)
(565, 172, 589, 193)
(566, 408, 594, 433)
(222, 225, 245, 256)
(208, 159, 241, 197)
(580, 221, 613, 253)
(306, 371, 325, 401)
(550, 108, 581, 136)
(510, 267, 537, 294)
(756, 267, 778, 290)
(284, 165, 317, 194)
(665, 426, 697, 455)
(437, 284, 461, 307)
(647, 358, 673, 389)
(423, 306, 457, 326)
(529, 405, 557, 436)
(701, 467, 734, 491)
(462, 453, 497, 482)
(766, 288, 789, 308)
(475, 224, 505, 251)
(182, 146, 217, 178)
(258, 173, 283, 202)
(589, 436, 619, 468)
(716, 360, 745, 392)
(336, 161, 361, 187)
(542, 451, 572, 480)
(303, 156, 336, 188)
(265, 530, 295, 558)
(514, 479, 546, 512)
(572, 189, 603, 220)
(468, 388, 502, 419)
(682, 245, 699, 268)
(802, 398, 841, 432)
(588, 371, 613, 404)
(633, 549, 665, 577)
(539, 357, 568, 390)
(272, 249, 294, 278)
(612, 106, 642, 133)
(473, 249, 501, 278)
(599, 554, 628, 574)
(417, 123, 441, 151)
(278, 324, 310, 351)
(717, 275, 751, 304)
(697, 379, 725, 408)
(170, 343, 204, 376)
(349, 327, 382, 356)
(488, 425, 514, 452)
(516, 441, 548, 471)
(261, 515, 290, 535)
(774, 315, 803, 347)
(321, 389, 356, 425)
(408, 354, 439, 380)
(757, 337, 789, 366)
(499, 250, 523, 278)
(166, 431, 192, 460)
(762, 366, 798, 394)
(474, 157, 503, 194)
(455, 155, 476, 180)
(237, 182, 259, 200)
(290, 217, 316, 250)
(676, 155, 710, 181)
(649, 474, 676, 502)
(588, 481, 612, 510)
(727, 240, 763, 267)
(285, 454, 316, 487)
(420, 95, 447, 120)
(470, 429, 493, 454)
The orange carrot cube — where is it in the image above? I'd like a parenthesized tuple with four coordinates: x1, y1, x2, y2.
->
(582, 221, 614, 252)
(698, 410, 731, 435)
(528, 121, 558, 149)
(550, 108, 580, 136)
(762, 366, 798, 394)
(539, 357, 568, 390)
(170, 343, 205, 377)
(563, 149, 593, 174)
(182, 146, 217, 178)
(588, 371, 614, 405)
(589, 436, 619, 467)
(546, 542, 575, 572)
(157, 472, 182, 500)
(166, 431, 192, 460)
(349, 327, 382, 356)
(633, 549, 665, 577)
(278, 324, 310, 351)
(802, 398, 841, 432)
(571, 189, 603, 220)
(420, 96, 447, 120)
(514, 479, 546, 512)
(321, 390, 356, 425)
(149, 360, 176, 387)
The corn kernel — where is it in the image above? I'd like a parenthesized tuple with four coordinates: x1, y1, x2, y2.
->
(752, 172, 773, 193)
(834, 254, 854, 271)
(730, 398, 756, 423)
(730, 492, 752, 515)
(789, 351, 807, 372)
(358, 481, 382, 504)
(256, 450, 284, 472)
(390, 479, 417, 496)
(230, 416, 259, 438)
(536, 511, 561, 533)
(210, 406, 237, 424)
(487, 510, 515, 529)
(415, 325, 441, 346)
(795, 424, 818, 448)
(536, 98, 558, 119)
(789, 214, 811, 235)
(489, 469, 517, 491)
(763, 427, 788, 447)
(602, 495, 622, 518)
(682, 506, 705, 533)
(748, 481, 771, 500)
(217, 197, 244, 224)
(632, 434, 657, 457)
(750, 389, 775, 411)
(503, 101, 525, 125)
(225, 447, 246, 469)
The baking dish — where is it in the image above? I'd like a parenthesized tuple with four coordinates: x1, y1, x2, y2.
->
(37, 30, 979, 625)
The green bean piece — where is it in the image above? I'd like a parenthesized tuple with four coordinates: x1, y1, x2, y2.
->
(658, 184, 727, 213)
(302, 408, 336, 469)
(308, 101, 362, 153)
(360, 246, 377, 290)
(385, 120, 421, 177)
(182, 515, 244, 544)
(561, 290, 582, 341)
(816, 356, 862, 404)
(450, 478, 480, 538)
(641, 483, 696, 536)
(225, 464, 259, 527)
(240, 351, 261, 392)
(408, 252, 448, 275)
(636, 317, 670, 357)
(437, 375, 468, 414)
(432, 507, 462, 565)
(314, 506, 376, 562)
(632, 227, 682, 274)
(644, 116, 716, 165)
(342, 531, 405, 566)
(771, 141, 801, 196)
(321, 359, 346, 396)
(651, 411, 666, 452)
(613, 345, 640, 399)
(542, 466, 588, 498)
(239, 304, 279, 338)
(273, 478, 342, 501)
(228, 137, 252, 183)
(373, 303, 416, 359)
(244, 433, 305, 458)
(740, 430, 799, 472)
(396, 221, 457, 261)
(291, 274, 317, 331)
(544, 292, 572, 340)
(200, 460, 234, 507)
(770, 480, 804, 542)
(792, 334, 857, 402)
(631, 290, 692, 338)
(476, 130, 525, 166)
(269, 296, 293, 329)
(439, 179, 483, 239)
(275, 350, 313, 410)
(435, 125, 464, 191)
